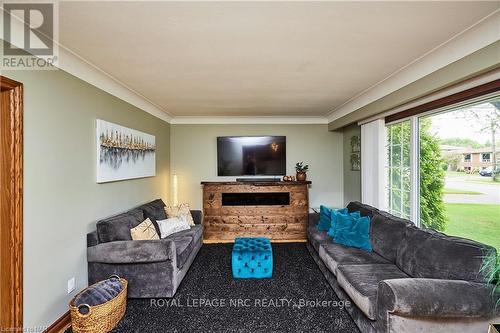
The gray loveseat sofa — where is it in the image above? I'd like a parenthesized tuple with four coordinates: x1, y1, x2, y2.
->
(307, 201, 500, 333)
(87, 199, 203, 298)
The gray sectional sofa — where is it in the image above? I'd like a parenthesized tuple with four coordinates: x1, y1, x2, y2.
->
(86, 199, 202, 298)
(307, 201, 500, 333)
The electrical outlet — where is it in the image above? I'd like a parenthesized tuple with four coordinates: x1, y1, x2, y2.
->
(67, 277, 76, 294)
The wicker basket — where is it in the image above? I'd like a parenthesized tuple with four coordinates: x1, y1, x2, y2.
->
(489, 324, 500, 333)
(69, 277, 128, 333)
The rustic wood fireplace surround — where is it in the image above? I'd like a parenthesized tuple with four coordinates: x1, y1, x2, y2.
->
(201, 181, 311, 243)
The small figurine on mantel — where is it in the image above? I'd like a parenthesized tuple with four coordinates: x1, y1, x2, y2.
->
(282, 175, 296, 182)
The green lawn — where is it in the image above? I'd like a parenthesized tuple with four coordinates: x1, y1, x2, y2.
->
(443, 188, 482, 195)
(444, 203, 500, 252)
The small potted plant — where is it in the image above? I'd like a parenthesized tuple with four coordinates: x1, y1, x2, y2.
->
(295, 162, 309, 181)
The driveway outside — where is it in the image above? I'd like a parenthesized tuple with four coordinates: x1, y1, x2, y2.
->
(444, 175, 500, 204)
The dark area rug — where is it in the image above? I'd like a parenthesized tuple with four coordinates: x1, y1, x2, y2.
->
(67, 243, 360, 333)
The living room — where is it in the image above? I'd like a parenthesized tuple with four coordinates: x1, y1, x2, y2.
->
(0, 1, 499, 333)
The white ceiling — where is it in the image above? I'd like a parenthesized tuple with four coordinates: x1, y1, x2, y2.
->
(59, 1, 499, 118)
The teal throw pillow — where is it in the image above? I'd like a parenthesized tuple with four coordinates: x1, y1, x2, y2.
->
(327, 209, 360, 239)
(316, 205, 333, 231)
(333, 213, 372, 252)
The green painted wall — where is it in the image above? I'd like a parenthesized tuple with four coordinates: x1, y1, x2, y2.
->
(342, 124, 361, 205)
(170, 124, 344, 210)
(3, 69, 170, 329)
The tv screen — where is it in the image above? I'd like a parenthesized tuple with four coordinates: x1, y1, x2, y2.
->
(217, 136, 286, 176)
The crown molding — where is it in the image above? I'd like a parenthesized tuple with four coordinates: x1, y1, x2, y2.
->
(327, 10, 500, 123)
(3, 12, 173, 123)
(170, 116, 329, 125)
(58, 47, 173, 123)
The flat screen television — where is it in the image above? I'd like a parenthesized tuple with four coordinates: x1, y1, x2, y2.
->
(217, 136, 286, 176)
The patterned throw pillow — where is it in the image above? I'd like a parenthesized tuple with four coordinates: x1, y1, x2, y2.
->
(130, 218, 160, 240)
(165, 203, 195, 226)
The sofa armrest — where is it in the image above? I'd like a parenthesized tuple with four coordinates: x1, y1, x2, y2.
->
(308, 213, 319, 228)
(87, 231, 99, 247)
(377, 278, 498, 320)
(191, 210, 203, 225)
(87, 239, 175, 264)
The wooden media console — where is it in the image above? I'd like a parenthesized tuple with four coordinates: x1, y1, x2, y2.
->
(201, 181, 311, 243)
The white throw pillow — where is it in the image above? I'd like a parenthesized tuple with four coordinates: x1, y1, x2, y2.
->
(156, 217, 190, 238)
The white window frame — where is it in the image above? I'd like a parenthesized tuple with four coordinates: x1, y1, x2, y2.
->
(409, 117, 420, 225)
(481, 153, 491, 163)
(384, 92, 499, 227)
(385, 119, 418, 224)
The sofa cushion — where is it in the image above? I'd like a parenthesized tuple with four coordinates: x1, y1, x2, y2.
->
(370, 211, 413, 263)
(190, 210, 203, 225)
(164, 225, 203, 245)
(336, 264, 409, 320)
(96, 208, 144, 243)
(396, 225, 497, 283)
(141, 199, 167, 220)
(307, 226, 330, 252)
(318, 243, 390, 276)
(140, 199, 167, 235)
(174, 237, 195, 269)
(347, 201, 379, 218)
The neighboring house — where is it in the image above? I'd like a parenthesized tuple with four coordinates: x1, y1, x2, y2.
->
(454, 147, 499, 172)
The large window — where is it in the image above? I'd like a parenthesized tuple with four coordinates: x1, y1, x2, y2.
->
(385, 95, 500, 253)
(386, 121, 411, 219)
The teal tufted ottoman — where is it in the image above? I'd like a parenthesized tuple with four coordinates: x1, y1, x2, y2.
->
(232, 237, 273, 279)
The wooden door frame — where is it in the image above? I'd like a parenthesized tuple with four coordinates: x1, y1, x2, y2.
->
(0, 76, 23, 331)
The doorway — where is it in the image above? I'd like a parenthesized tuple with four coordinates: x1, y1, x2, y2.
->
(0, 76, 23, 331)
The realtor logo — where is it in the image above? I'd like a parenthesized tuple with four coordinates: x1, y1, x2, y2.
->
(1, 2, 58, 69)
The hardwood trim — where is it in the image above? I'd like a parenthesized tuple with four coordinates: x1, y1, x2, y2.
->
(43, 311, 71, 333)
(203, 239, 307, 244)
(201, 181, 312, 185)
(0, 76, 23, 332)
(0, 76, 22, 91)
(385, 79, 500, 123)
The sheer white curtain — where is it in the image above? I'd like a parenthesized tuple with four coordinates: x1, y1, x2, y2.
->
(360, 119, 387, 209)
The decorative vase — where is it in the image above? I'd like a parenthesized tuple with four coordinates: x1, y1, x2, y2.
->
(296, 172, 307, 181)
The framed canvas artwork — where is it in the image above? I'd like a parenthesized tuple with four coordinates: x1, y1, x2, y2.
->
(96, 119, 156, 183)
